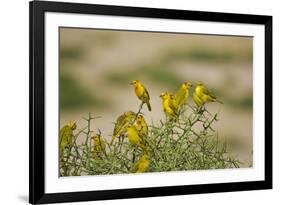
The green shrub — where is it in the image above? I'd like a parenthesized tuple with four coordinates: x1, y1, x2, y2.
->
(60, 105, 241, 176)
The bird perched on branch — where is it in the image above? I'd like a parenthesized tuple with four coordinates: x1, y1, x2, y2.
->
(60, 121, 77, 156)
(135, 115, 148, 138)
(91, 134, 106, 159)
(131, 153, 150, 173)
(110, 111, 136, 145)
(175, 81, 192, 109)
(126, 125, 142, 145)
(130, 80, 152, 111)
(160, 92, 179, 120)
(193, 91, 204, 108)
(193, 82, 223, 108)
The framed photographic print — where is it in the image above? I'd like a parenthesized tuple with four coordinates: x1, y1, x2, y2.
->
(29, 0, 272, 204)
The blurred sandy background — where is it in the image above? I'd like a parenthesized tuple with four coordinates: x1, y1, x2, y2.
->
(59, 28, 253, 167)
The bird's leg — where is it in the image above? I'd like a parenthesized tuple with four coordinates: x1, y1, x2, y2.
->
(187, 103, 196, 112)
(136, 102, 144, 117)
(196, 106, 201, 114)
(204, 108, 212, 115)
(132, 145, 139, 163)
(132, 102, 145, 124)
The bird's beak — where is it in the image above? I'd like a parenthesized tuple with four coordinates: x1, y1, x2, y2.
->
(130, 82, 134, 85)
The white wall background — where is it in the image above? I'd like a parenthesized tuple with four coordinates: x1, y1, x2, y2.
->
(0, 0, 279, 204)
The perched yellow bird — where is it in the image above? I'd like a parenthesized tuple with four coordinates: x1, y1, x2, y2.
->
(160, 92, 179, 120)
(127, 125, 142, 145)
(193, 91, 204, 108)
(110, 111, 136, 145)
(91, 134, 106, 158)
(175, 81, 192, 108)
(135, 115, 148, 138)
(130, 80, 152, 111)
(131, 154, 150, 173)
(59, 121, 77, 156)
(193, 82, 223, 107)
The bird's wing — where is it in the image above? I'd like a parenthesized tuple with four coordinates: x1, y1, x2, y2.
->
(175, 88, 184, 99)
(60, 126, 71, 140)
(60, 126, 73, 145)
(193, 92, 203, 107)
(168, 99, 178, 112)
(202, 86, 216, 98)
(113, 114, 126, 135)
(59, 126, 68, 140)
(117, 114, 126, 123)
(143, 87, 150, 100)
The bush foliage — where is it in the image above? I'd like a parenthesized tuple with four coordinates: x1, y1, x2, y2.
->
(60, 105, 241, 176)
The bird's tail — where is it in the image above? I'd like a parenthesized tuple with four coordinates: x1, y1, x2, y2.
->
(216, 99, 224, 104)
(146, 102, 152, 111)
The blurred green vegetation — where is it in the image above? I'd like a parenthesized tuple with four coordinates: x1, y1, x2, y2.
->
(164, 46, 252, 63)
(225, 95, 252, 110)
(60, 74, 108, 110)
(60, 108, 242, 176)
(105, 70, 136, 85)
(106, 63, 182, 90)
(61, 46, 84, 60)
(141, 64, 181, 89)
(105, 43, 252, 99)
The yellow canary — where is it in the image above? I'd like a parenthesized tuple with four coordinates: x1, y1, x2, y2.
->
(175, 81, 192, 108)
(127, 125, 142, 145)
(160, 92, 179, 119)
(135, 115, 148, 138)
(193, 91, 204, 108)
(91, 134, 106, 158)
(111, 111, 136, 145)
(131, 154, 150, 173)
(60, 121, 76, 156)
(130, 80, 152, 111)
(194, 82, 223, 107)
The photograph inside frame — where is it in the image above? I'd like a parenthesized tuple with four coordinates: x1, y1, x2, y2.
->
(59, 27, 253, 177)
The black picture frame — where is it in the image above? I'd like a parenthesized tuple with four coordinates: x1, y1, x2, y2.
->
(29, 0, 272, 204)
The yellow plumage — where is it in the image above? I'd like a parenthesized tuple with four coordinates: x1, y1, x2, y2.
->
(131, 154, 150, 173)
(160, 92, 179, 119)
(193, 82, 223, 107)
(92, 134, 106, 159)
(193, 91, 204, 108)
(60, 121, 76, 156)
(127, 125, 142, 145)
(175, 81, 192, 108)
(135, 115, 148, 138)
(110, 111, 136, 145)
(131, 80, 152, 111)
